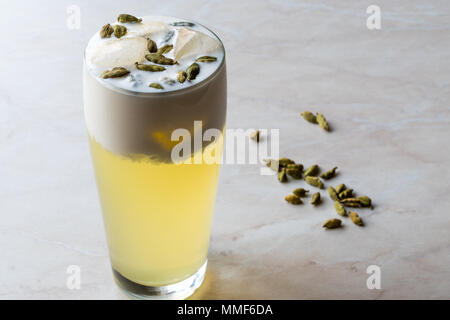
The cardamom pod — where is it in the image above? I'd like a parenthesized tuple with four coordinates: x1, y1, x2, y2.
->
(323, 218, 342, 229)
(335, 184, 346, 194)
(341, 198, 362, 208)
(186, 63, 200, 81)
(334, 200, 347, 216)
(101, 67, 130, 79)
(301, 111, 317, 124)
(320, 167, 338, 179)
(278, 168, 288, 183)
(285, 194, 303, 205)
(196, 56, 217, 63)
(293, 188, 309, 197)
(156, 44, 173, 55)
(358, 196, 372, 208)
(316, 113, 329, 131)
(328, 186, 339, 201)
(305, 176, 324, 189)
(278, 158, 295, 168)
(149, 82, 164, 90)
(145, 53, 177, 65)
(100, 24, 114, 38)
(349, 211, 364, 226)
(304, 164, 319, 177)
(338, 189, 353, 199)
(177, 71, 187, 83)
(113, 25, 127, 38)
(286, 164, 302, 179)
(135, 62, 166, 72)
(250, 130, 260, 142)
(311, 192, 321, 205)
(117, 14, 142, 23)
(147, 38, 157, 53)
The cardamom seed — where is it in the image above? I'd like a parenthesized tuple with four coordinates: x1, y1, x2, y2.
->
(341, 198, 362, 208)
(147, 38, 157, 53)
(101, 67, 130, 79)
(135, 62, 166, 72)
(335, 184, 346, 194)
(177, 71, 187, 83)
(358, 196, 372, 208)
(196, 56, 217, 63)
(311, 192, 321, 205)
(322, 218, 342, 229)
(278, 168, 288, 183)
(156, 44, 173, 55)
(316, 113, 329, 131)
(186, 63, 200, 81)
(250, 130, 260, 142)
(113, 25, 127, 38)
(100, 24, 114, 38)
(293, 188, 309, 197)
(145, 53, 177, 65)
(117, 14, 142, 23)
(149, 82, 164, 90)
(334, 200, 347, 216)
(301, 111, 317, 124)
(320, 167, 338, 180)
(328, 186, 339, 201)
(338, 189, 353, 199)
(305, 176, 324, 189)
(304, 164, 319, 177)
(349, 211, 364, 226)
(285, 194, 303, 205)
(286, 164, 302, 179)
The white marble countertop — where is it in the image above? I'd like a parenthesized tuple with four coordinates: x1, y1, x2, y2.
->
(1, 0, 449, 299)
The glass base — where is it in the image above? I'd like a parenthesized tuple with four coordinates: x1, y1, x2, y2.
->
(113, 261, 207, 300)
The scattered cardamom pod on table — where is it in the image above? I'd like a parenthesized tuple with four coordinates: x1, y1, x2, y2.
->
(304, 164, 319, 177)
(349, 211, 364, 226)
(358, 196, 372, 208)
(320, 167, 338, 179)
(278, 169, 288, 183)
(301, 111, 317, 124)
(316, 113, 329, 131)
(335, 184, 346, 194)
(286, 164, 303, 179)
(293, 188, 309, 197)
(338, 189, 353, 199)
(328, 186, 339, 201)
(323, 218, 342, 229)
(334, 200, 347, 216)
(341, 198, 362, 208)
(285, 194, 303, 205)
(311, 192, 321, 205)
(305, 176, 324, 189)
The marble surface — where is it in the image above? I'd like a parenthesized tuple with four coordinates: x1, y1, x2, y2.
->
(1, 0, 449, 299)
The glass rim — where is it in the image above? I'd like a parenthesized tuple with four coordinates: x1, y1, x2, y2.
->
(83, 15, 226, 98)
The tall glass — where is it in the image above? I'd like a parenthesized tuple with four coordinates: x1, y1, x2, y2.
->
(83, 20, 226, 299)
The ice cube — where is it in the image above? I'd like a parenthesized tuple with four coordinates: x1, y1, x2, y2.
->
(174, 27, 221, 60)
(86, 37, 147, 70)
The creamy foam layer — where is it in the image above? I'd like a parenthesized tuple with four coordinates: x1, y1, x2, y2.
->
(85, 16, 224, 93)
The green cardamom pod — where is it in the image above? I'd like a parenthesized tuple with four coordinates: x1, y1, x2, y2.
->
(304, 164, 319, 177)
(301, 111, 317, 124)
(320, 167, 338, 179)
(147, 38, 157, 53)
(305, 176, 324, 189)
(156, 44, 173, 55)
(328, 186, 339, 201)
(113, 25, 127, 38)
(135, 62, 166, 72)
(278, 158, 295, 169)
(101, 67, 130, 79)
(358, 196, 372, 208)
(118, 14, 142, 23)
(286, 164, 302, 179)
(100, 24, 114, 38)
(323, 218, 342, 229)
(349, 211, 364, 226)
(250, 130, 260, 142)
(316, 113, 329, 131)
(341, 198, 362, 208)
(149, 82, 164, 90)
(278, 169, 288, 183)
(196, 56, 217, 63)
(338, 189, 353, 199)
(186, 62, 200, 81)
(334, 200, 347, 216)
(145, 53, 177, 65)
(293, 188, 309, 197)
(177, 71, 187, 83)
(311, 192, 321, 205)
(285, 194, 302, 205)
(335, 184, 346, 194)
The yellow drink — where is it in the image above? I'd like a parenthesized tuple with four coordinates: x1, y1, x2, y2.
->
(89, 135, 223, 286)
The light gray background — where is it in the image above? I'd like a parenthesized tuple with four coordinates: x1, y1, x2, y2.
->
(1, 0, 449, 299)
